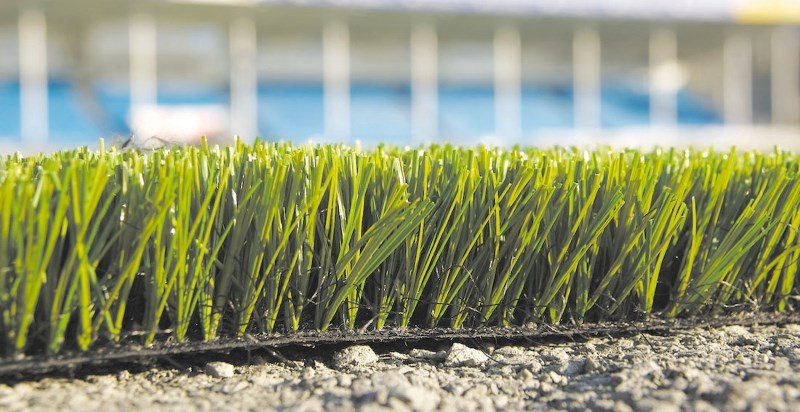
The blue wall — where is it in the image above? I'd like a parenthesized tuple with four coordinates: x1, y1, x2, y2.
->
(0, 80, 722, 146)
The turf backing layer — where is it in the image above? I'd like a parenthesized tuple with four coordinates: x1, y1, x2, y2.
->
(1, 311, 797, 378)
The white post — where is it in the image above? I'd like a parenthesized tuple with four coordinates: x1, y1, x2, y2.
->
(723, 32, 752, 124)
(323, 20, 350, 141)
(411, 24, 438, 144)
(771, 27, 800, 125)
(649, 29, 678, 127)
(229, 17, 258, 141)
(494, 26, 522, 143)
(129, 12, 157, 129)
(19, 7, 48, 144)
(573, 28, 601, 130)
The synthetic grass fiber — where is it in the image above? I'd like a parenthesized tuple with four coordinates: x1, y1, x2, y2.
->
(1, 140, 799, 358)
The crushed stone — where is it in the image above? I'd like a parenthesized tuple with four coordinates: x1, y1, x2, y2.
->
(333, 345, 380, 369)
(204, 362, 235, 378)
(1, 324, 800, 411)
(443, 343, 490, 367)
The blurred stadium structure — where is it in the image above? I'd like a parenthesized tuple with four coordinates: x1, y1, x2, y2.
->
(1, 0, 800, 152)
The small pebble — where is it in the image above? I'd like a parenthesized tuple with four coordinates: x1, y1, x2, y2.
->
(205, 361, 235, 378)
(444, 343, 490, 367)
(333, 345, 380, 369)
(409, 348, 448, 362)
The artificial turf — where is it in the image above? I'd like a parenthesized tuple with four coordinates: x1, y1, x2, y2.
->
(1, 140, 798, 357)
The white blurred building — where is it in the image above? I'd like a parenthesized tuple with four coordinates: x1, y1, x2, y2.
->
(0, 0, 799, 151)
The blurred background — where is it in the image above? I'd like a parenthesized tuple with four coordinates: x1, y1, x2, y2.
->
(1, 0, 800, 152)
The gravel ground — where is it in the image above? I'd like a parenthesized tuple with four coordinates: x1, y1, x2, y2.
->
(1, 323, 799, 411)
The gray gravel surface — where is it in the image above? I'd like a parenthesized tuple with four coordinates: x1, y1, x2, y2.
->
(1, 324, 799, 411)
